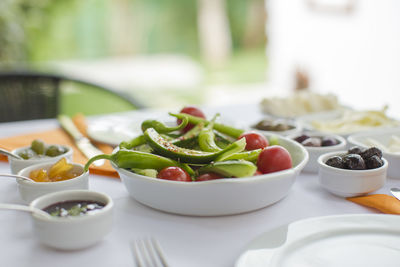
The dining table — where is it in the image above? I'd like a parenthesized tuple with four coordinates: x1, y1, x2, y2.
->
(0, 103, 398, 267)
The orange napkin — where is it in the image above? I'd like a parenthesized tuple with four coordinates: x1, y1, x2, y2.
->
(0, 114, 119, 178)
(347, 194, 400, 215)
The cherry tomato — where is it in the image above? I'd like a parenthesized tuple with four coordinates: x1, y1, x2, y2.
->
(178, 106, 206, 132)
(196, 172, 223, 181)
(254, 170, 263, 176)
(239, 132, 269, 150)
(257, 145, 292, 174)
(157, 167, 192, 182)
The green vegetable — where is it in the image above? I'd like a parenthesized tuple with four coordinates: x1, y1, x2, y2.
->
(197, 160, 257, 178)
(144, 128, 246, 164)
(169, 113, 244, 138)
(214, 138, 246, 162)
(269, 135, 280, 146)
(132, 144, 153, 153)
(119, 135, 146, 149)
(141, 116, 188, 133)
(214, 132, 235, 148)
(84, 149, 195, 176)
(172, 121, 205, 145)
(198, 114, 221, 152)
(223, 149, 262, 162)
(45, 145, 66, 157)
(31, 139, 45, 155)
(131, 168, 158, 178)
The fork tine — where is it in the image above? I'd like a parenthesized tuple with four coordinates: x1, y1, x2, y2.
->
(151, 238, 169, 267)
(131, 240, 144, 267)
(131, 238, 169, 267)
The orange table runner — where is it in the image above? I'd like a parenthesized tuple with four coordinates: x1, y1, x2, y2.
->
(0, 114, 118, 178)
(347, 194, 400, 215)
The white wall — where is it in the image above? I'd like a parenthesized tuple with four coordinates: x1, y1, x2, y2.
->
(266, 0, 400, 116)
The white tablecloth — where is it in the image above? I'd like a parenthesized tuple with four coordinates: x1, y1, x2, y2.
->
(0, 105, 397, 267)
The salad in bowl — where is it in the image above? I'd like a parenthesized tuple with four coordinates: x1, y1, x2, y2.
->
(85, 106, 309, 216)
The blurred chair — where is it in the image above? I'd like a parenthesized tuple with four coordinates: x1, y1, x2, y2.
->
(0, 71, 145, 122)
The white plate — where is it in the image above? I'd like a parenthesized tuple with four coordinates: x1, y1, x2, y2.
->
(298, 108, 400, 137)
(235, 214, 400, 267)
(87, 110, 169, 146)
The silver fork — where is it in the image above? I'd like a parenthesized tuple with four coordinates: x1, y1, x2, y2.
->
(131, 238, 170, 267)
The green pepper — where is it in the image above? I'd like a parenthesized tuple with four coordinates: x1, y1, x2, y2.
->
(131, 168, 158, 178)
(119, 135, 147, 149)
(144, 128, 246, 164)
(223, 149, 262, 162)
(84, 150, 195, 177)
(198, 114, 221, 152)
(197, 160, 257, 178)
(172, 121, 204, 143)
(169, 113, 245, 138)
(214, 132, 235, 148)
(141, 116, 188, 133)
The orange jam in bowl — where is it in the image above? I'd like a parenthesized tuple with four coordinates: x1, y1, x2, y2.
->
(29, 158, 81, 182)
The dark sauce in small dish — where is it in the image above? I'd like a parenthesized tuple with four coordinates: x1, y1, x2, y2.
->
(43, 200, 106, 217)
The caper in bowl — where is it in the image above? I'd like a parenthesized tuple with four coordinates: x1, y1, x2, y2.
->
(9, 140, 72, 174)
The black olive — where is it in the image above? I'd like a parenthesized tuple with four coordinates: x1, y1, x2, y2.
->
(347, 146, 364, 155)
(343, 154, 366, 170)
(360, 147, 383, 160)
(302, 137, 322, 147)
(365, 155, 384, 169)
(321, 136, 339, 146)
(325, 156, 345, 168)
(294, 135, 310, 144)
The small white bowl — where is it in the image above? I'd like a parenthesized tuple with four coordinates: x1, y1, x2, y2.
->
(17, 161, 89, 203)
(30, 190, 113, 250)
(9, 145, 73, 174)
(318, 151, 388, 197)
(348, 127, 400, 179)
(288, 133, 347, 173)
(112, 134, 309, 216)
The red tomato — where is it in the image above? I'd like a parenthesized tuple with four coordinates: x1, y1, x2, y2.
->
(196, 172, 223, 181)
(157, 167, 192, 182)
(239, 132, 269, 150)
(257, 145, 292, 174)
(254, 170, 263, 176)
(178, 106, 206, 132)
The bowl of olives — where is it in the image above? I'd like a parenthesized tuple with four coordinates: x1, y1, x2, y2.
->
(317, 147, 388, 197)
(251, 118, 302, 136)
(9, 139, 72, 174)
(289, 133, 346, 173)
(347, 127, 400, 179)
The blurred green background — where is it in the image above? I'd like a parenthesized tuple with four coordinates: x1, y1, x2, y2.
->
(0, 0, 268, 113)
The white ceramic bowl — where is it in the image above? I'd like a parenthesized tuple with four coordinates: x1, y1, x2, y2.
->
(9, 145, 73, 174)
(348, 127, 400, 179)
(318, 151, 388, 197)
(112, 134, 309, 216)
(288, 133, 347, 173)
(30, 190, 113, 250)
(17, 161, 89, 203)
